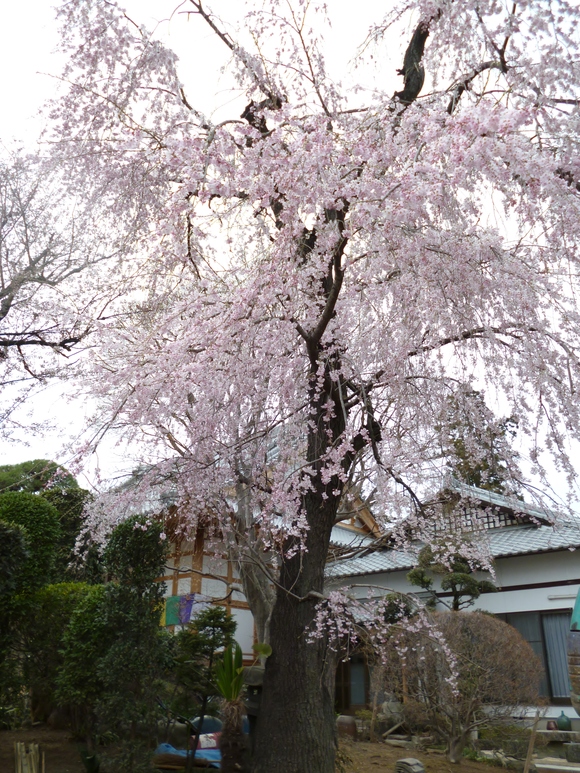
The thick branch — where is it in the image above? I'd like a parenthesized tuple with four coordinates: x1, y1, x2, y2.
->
(406, 325, 535, 357)
(446, 61, 502, 114)
(556, 167, 580, 192)
(188, 0, 280, 103)
(0, 333, 83, 351)
(306, 206, 350, 351)
(393, 21, 430, 105)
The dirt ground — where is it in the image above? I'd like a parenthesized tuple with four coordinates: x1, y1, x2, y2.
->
(0, 726, 84, 773)
(340, 740, 503, 773)
(0, 726, 505, 772)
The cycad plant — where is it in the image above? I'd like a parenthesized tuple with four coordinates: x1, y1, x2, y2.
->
(215, 643, 247, 773)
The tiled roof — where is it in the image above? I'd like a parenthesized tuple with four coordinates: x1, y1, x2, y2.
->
(489, 522, 580, 558)
(329, 525, 374, 549)
(326, 549, 416, 578)
(326, 548, 416, 578)
(447, 479, 557, 524)
(325, 521, 580, 579)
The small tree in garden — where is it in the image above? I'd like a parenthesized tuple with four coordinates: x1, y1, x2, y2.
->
(56, 583, 110, 750)
(408, 542, 497, 611)
(17, 582, 92, 722)
(0, 469, 96, 727)
(50, 0, 580, 770)
(382, 611, 541, 763)
(99, 516, 169, 771)
(0, 521, 28, 601)
(0, 521, 29, 727)
(0, 460, 94, 581)
(170, 605, 236, 743)
(0, 492, 62, 722)
(0, 492, 61, 591)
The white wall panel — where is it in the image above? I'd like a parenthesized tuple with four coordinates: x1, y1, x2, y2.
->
(201, 577, 229, 598)
(231, 607, 255, 656)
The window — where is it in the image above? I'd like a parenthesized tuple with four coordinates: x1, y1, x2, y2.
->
(542, 613, 572, 699)
(500, 611, 572, 702)
(335, 655, 369, 714)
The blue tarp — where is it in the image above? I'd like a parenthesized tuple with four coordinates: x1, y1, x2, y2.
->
(153, 742, 221, 768)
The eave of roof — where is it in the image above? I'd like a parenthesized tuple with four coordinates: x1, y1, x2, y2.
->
(329, 524, 374, 549)
(325, 521, 580, 579)
(447, 479, 556, 525)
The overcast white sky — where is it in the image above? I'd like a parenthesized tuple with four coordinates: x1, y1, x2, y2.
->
(0, 0, 394, 144)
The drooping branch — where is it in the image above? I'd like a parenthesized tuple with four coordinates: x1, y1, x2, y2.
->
(446, 61, 503, 114)
(188, 0, 282, 105)
(406, 325, 538, 358)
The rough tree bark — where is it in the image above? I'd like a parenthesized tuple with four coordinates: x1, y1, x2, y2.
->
(253, 375, 347, 773)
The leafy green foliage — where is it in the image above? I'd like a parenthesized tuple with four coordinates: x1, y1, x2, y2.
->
(0, 521, 28, 599)
(104, 515, 167, 590)
(0, 521, 30, 728)
(56, 584, 110, 736)
(97, 517, 169, 771)
(171, 605, 236, 720)
(378, 593, 415, 624)
(216, 643, 248, 773)
(43, 486, 94, 580)
(0, 492, 61, 590)
(57, 516, 170, 771)
(408, 544, 496, 611)
(0, 459, 77, 493)
(215, 643, 244, 702)
(0, 465, 94, 727)
(17, 582, 92, 721)
(252, 642, 272, 659)
(442, 390, 518, 495)
(95, 585, 170, 771)
(0, 460, 94, 582)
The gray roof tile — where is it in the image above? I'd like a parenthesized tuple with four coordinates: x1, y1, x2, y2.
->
(325, 521, 580, 579)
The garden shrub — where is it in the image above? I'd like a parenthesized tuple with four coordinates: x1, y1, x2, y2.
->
(382, 611, 541, 763)
(0, 491, 61, 590)
(18, 582, 92, 721)
(58, 515, 170, 772)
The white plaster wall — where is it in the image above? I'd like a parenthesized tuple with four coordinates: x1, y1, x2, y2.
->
(472, 585, 579, 613)
(201, 576, 229, 598)
(493, 550, 580, 587)
(327, 571, 416, 599)
(177, 577, 192, 595)
(202, 554, 228, 577)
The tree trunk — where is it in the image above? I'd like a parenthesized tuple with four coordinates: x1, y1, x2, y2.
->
(220, 698, 248, 773)
(238, 556, 274, 646)
(250, 331, 350, 772)
(251, 493, 339, 773)
(234, 481, 275, 646)
(251, 593, 337, 773)
(448, 734, 467, 764)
